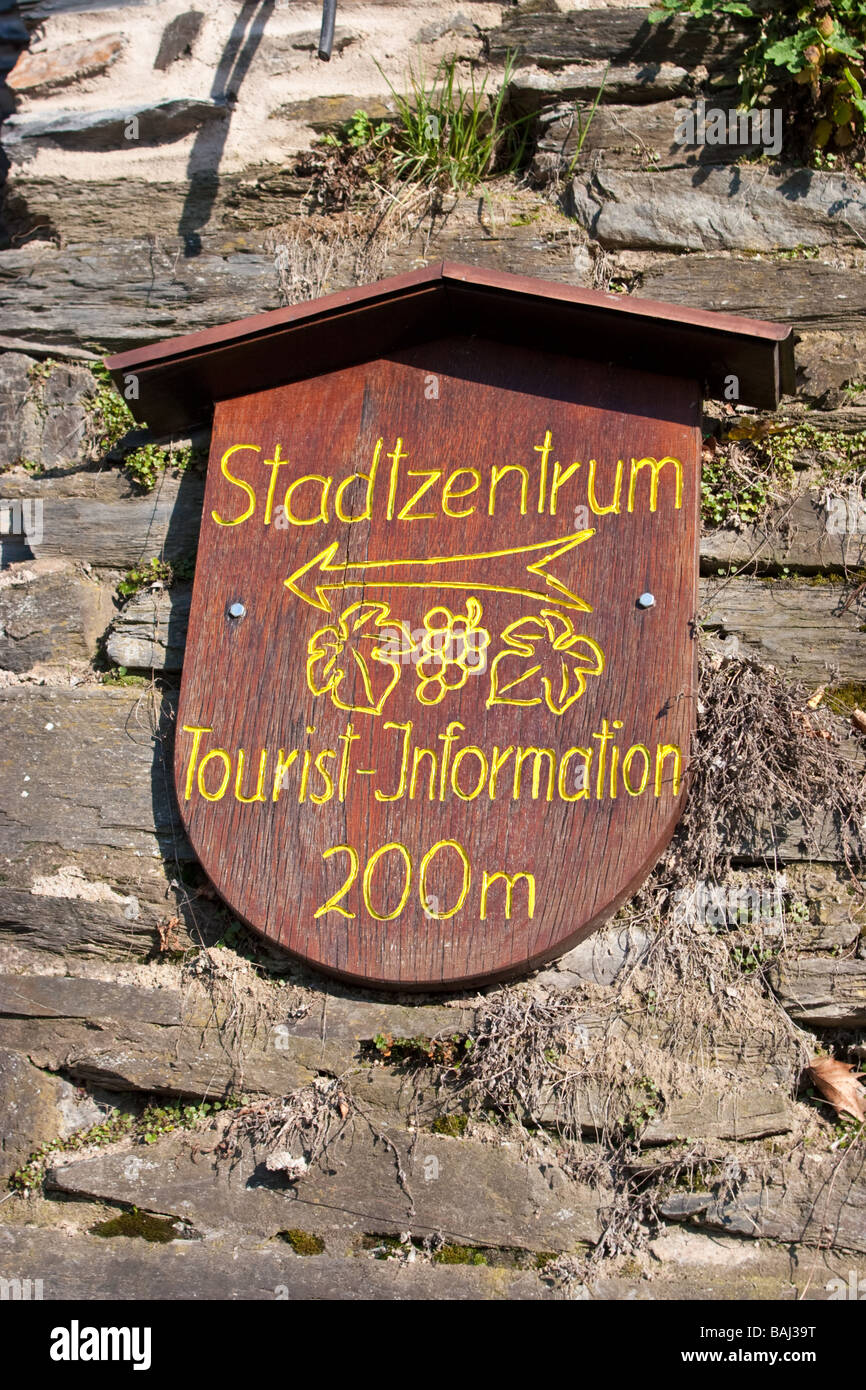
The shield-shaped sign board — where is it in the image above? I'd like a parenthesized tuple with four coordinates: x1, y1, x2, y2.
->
(108, 264, 794, 989)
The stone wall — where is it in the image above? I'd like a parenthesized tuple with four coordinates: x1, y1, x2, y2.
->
(0, 0, 864, 1300)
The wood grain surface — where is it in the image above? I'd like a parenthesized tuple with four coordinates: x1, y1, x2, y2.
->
(175, 335, 700, 988)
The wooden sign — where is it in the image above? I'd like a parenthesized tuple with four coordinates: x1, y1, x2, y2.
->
(107, 263, 794, 989)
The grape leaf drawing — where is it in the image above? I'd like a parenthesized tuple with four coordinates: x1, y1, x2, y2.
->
(487, 609, 604, 715)
(306, 601, 412, 715)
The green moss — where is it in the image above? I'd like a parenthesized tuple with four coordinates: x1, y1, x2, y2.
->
(431, 1113, 469, 1137)
(91, 1209, 180, 1243)
(433, 1242, 488, 1266)
(363, 1231, 570, 1268)
(278, 1228, 325, 1255)
(825, 682, 866, 715)
(802, 570, 848, 585)
(671, 1165, 717, 1194)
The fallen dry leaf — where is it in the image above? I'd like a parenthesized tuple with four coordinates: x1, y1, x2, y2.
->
(156, 915, 180, 953)
(852, 709, 866, 736)
(808, 1056, 866, 1122)
(793, 710, 834, 741)
(806, 684, 826, 710)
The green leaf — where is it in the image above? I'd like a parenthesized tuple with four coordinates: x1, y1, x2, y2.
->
(764, 29, 820, 73)
(825, 31, 864, 61)
(850, 92, 866, 124)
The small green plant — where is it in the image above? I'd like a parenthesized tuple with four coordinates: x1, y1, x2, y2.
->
(86, 362, 136, 454)
(323, 109, 391, 152)
(214, 917, 244, 951)
(124, 441, 194, 493)
(831, 1116, 865, 1148)
(8, 1097, 234, 1194)
(378, 53, 531, 191)
(566, 64, 610, 179)
(27, 358, 54, 387)
(139, 1099, 224, 1145)
(699, 421, 865, 529)
(370, 1031, 473, 1067)
(700, 437, 795, 527)
(777, 244, 821, 260)
(9, 1112, 135, 1193)
(650, 0, 866, 159)
(117, 557, 174, 599)
(730, 942, 776, 975)
(99, 665, 149, 687)
(617, 1076, 662, 1142)
(762, 422, 866, 478)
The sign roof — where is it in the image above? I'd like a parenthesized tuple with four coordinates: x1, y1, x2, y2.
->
(107, 259, 795, 432)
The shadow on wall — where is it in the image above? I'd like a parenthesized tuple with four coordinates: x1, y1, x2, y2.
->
(179, 0, 275, 257)
(148, 458, 221, 945)
(0, 5, 31, 216)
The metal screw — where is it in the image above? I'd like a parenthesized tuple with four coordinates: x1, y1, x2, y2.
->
(228, 602, 246, 619)
(637, 592, 655, 609)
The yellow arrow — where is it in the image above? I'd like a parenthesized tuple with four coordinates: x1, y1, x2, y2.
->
(284, 530, 595, 615)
